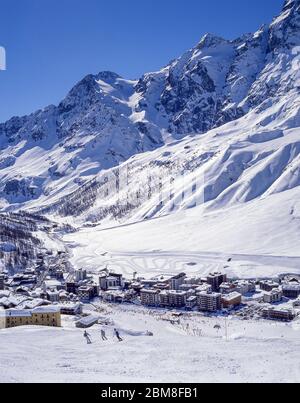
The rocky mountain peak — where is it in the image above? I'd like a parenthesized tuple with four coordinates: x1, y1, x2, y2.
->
(269, 0, 300, 51)
(95, 71, 122, 84)
(283, 0, 300, 11)
(196, 33, 228, 49)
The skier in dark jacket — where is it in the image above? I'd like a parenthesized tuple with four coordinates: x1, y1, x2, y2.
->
(84, 330, 92, 344)
(114, 328, 123, 342)
(101, 329, 108, 341)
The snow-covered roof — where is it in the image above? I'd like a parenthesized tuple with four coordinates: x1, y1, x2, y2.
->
(76, 315, 101, 326)
(222, 292, 242, 301)
(141, 288, 160, 294)
(32, 306, 60, 314)
(2, 305, 60, 317)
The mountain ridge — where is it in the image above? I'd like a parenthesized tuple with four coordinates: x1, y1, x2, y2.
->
(0, 0, 299, 233)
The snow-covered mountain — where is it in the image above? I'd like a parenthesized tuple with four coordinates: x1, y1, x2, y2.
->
(0, 0, 300, 258)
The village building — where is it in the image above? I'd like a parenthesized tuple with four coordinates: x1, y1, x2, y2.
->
(259, 280, 279, 292)
(130, 281, 143, 293)
(183, 276, 202, 286)
(75, 314, 100, 329)
(234, 280, 256, 295)
(99, 272, 124, 291)
(197, 291, 222, 312)
(207, 272, 227, 292)
(58, 290, 69, 302)
(0, 306, 61, 329)
(159, 290, 187, 308)
(292, 298, 300, 308)
(140, 289, 160, 307)
(44, 279, 64, 291)
(220, 282, 238, 295)
(78, 284, 99, 302)
(170, 273, 186, 290)
(179, 284, 199, 297)
(0, 274, 5, 290)
(47, 289, 60, 303)
(262, 307, 295, 322)
(75, 269, 87, 283)
(0, 308, 5, 329)
(195, 283, 212, 293)
(55, 270, 64, 281)
(15, 286, 30, 296)
(263, 288, 283, 304)
(102, 289, 126, 304)
(221, 292, 242, 309)
(148, 274, 172, 290)
(140, 279, 160, 289)
(66, 280, 77, 294)
(59, 302, 83, 316)
(282, 283, 300, 299)
(153, 283, 171, 291)
(17, 298, 48, 310)
(146, 273, 187, 292)
(186, 296, 197, 310)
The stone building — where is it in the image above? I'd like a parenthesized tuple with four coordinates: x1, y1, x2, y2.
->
(0, 306, 61, 329)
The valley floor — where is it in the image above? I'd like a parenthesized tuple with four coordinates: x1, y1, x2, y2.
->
(0, 304, 300, 383)
(61, 187, 300, 279)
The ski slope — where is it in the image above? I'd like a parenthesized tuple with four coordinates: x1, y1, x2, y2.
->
(0, 306, 300, 383)
(63, 183, 300, 279)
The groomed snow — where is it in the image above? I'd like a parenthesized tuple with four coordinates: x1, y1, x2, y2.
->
(0, 305, 300, 383)
(63, 185, 300, 279)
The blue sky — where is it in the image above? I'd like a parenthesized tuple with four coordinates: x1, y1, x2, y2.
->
(0, 0, 284, 122)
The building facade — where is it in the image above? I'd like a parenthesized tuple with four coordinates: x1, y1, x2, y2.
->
(263, 289, 283, 304)
(1, 306, 61, 329)
(221, 292, 242, 308)
(259, 280, 279, 292)
(282, 283, 300, 299)
(159, 290, 187, 308)
(0, 274, 4, 290)
(262, 307, 295, 322)
(140, 289, 160, 306)
(207, 273, 227, 292)
(197, 291, 222, 312)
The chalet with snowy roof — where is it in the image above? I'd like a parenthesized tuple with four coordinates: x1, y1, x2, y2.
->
(59, 302, 82, 316)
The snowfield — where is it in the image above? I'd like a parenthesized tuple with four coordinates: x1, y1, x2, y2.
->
(0, 306, 300, 383)
(63, 185, 300, 279)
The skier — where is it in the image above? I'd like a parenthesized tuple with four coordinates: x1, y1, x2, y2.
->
(114, 328, 123, 342)
(84, 330, 92, 344)
(101, 329, 108, 341)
